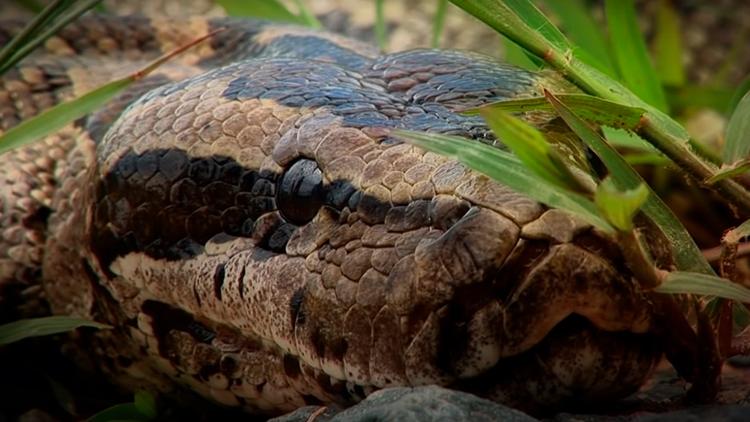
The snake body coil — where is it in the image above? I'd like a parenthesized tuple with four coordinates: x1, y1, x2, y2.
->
(0, 15, 667, 415)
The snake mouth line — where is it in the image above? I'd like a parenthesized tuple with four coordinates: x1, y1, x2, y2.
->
(136, 296, 659, 414)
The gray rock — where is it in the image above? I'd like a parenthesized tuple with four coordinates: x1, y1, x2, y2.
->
(269, 386, 538, 422)
(634, 405, 750, 422)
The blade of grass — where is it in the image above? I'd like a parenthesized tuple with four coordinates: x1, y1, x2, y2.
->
(0, 0, 73, 74)
(87, 403, 152, 422)
(469, 94, 660, 153)
(215, 0, 306, 25)
(724, 219, 750, 244)
(605, 0, 669, 112)
(539, 0, 616, 76)
(375, 0, 387, 50)
(545, 90, 714, 275)
(667, 84, 735, 113)
(479, 109, 593, 193)
(653, 0, 685, 87)
(290, 0, 322, 28)
(13, 0, 46, 13)
(656, 271, 750, 303)
(722, 90, 750, 164)
(503, 0, 571, 51)
(595, 178, 649, 231)
(501, 35, 542, 70)
(396, 129, 613, 232)
(0, 316, 110, 345)
(0, 0, 104, 75)
(467, 94, 646, 129)
(706, 160, 750, 185)
(449, 0, 750, 215)
(727, 75, 750, 116)
(432, 0, 449, 48)
(0, 28, 222, 154)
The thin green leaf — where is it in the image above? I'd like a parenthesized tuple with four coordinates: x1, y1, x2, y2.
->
(545, 90, 714, 274)
(722, 90, 750, 164)
(215, 0, 306, 24)
(706, 160, 750, 185)
(133, 391, 157, 419)
(724, 219, 750, 245)
(502, 0, 571, 52)
(727, 74, 750, 116)
(501, 35, 542, 70)
(396, 129, 614, 232)
(604, 0, 668, 112)
(595, 178, 649, 231)
(0, 28, 220, 154)
(666, 84, 735, 113)
(479, 108, 592, 194)
(656, 271, 750, 303)
(603, 127, 660, 153)
(0, 0, 68, 69)
(0, 316, 110, 345)
(13, 0, 45, 13)
(450, 0, 750, 214)
(0, 79, 129, 154)
(539, 0, 616, 76)
(623, 152, 671, 166)
(375, 0, 387, 50)
(87, 403, 151, 422)
(432, 0, 449, 48)
(0, 0, 104, 75)
(653, 0, 685, 87)
(468, 93, 646, 130)
(290, 0, 322, 28)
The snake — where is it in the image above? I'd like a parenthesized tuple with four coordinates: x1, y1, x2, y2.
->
(0, 14, 687, 417)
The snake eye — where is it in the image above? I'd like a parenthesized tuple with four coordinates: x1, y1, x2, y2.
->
(277, 159, 325, 225)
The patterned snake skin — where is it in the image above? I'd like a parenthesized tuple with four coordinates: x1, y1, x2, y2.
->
(0, 15, 679, 416)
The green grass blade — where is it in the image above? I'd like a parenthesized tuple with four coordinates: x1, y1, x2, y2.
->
(87, 403, 152, 422)
(653, 0, 685, 87)
(545, 91, 714, 274)
(539, 0, 616, 76)
(656, 272, 750, 303)
(479, 109, 591, 193)
(469, 93, 646, 129)
(375, 0, 387, 50)
(133, 391, 158, 419)
(13, 0, 46, 13)
(396, 129, 613, 232)
(667, 85, 735, 113)
(725, 219, 750, 244)
(0, 78, 129, 154)
(500, 36, 542, 70)
(722, 90, 750, 164)
(215, 0, 306, 24)
(0, 0, 103, 75)
(604, 0, 668, 112)
(0, 0, 72, 74)
(0, 28, 219, 154)
(595, 179, 649, 232)
(501, 0, 571, 51)
(432, 0, 449, 48)
(450, 0, 750, 214)
(291, 0, 322, 28)
(706, 160, 750, 185)
(727, 75, 750, 116)
(0, 316, 110, 345)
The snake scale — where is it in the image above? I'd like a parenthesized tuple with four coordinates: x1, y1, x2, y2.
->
(0, 15, 685, 416)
